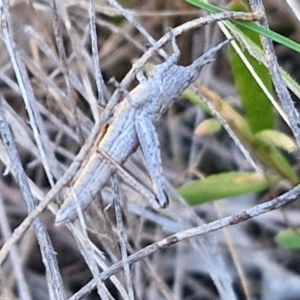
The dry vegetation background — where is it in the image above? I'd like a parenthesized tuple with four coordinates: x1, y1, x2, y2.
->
(1, 0, 300, 299)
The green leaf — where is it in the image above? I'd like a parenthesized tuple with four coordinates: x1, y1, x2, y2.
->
(275, 229, 300, 250)
(255, 130, 297, 153)
(228, 2, 275, 133)
(252, 134, 299, 185)
(185, 0, 300, 54)
(185, 86, 299, 184)
(195, 118, 222, 136)
(179, 172, 279, 205)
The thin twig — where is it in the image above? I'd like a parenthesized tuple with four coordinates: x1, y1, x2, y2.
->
(0, 195, 31, 300)
(194, 84, 262, 173)
(0, 0, 61, 181)
(70, 182, 300, 299)
(0, 121, 103, 265)
(50, 0, 84, 143)
(249, 0, 300, 150)
(71, 190, 111, 300)
(57, 3, 101, 124)
(106, 0, 168, 60)
(66, 223, 129, 299)
(112, 175, 134, 300)
(89, 0, 108, 107)
(0, 94, 66, 300)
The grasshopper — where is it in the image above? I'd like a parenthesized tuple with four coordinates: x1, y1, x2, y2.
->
(55, 37, 231, 225)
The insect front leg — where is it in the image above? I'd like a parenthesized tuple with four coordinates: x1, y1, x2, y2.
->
(135, 114, 169, 208)
(154, 31, 181, 76)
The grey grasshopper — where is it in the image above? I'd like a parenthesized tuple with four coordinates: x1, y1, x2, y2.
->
(55, 37, 232, 225)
